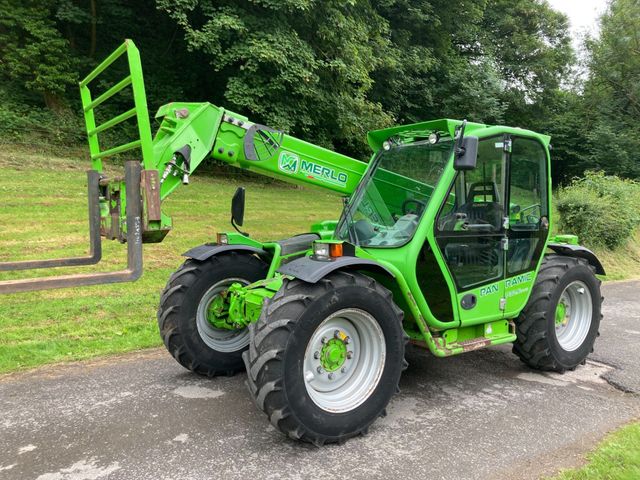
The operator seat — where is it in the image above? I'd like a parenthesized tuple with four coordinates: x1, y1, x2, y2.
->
(441, 181, 504, 283)
(457, 181, 503, 230)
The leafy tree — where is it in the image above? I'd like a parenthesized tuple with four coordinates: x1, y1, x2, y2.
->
(581, 0, 640, 179)
(0, 0, 78, 110)
(0, 0, 582, 172)
(157, 0, 394, 155)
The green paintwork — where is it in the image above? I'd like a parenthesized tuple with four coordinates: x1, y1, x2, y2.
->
(320, 338, 348, 372)
(77, 40, 588, 360)
(551, 234, 580, 245)
(555, 301, 568, 327)
(207, 293, 231, 329)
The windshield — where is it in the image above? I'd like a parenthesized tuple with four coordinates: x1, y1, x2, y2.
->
(336, 139, 453, 247)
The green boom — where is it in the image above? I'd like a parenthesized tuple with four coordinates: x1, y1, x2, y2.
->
(78, 40, 367, 243)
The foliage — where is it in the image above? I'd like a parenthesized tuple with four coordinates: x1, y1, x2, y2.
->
(544, 0, 640, 183)
(557, 172, 640, 249)
(581, 0, 640, 180)
(0, 0, 639, 185)
(0, 0, 575, 162)
(0, 0, 78, 110)
(157, 0, 395, 154)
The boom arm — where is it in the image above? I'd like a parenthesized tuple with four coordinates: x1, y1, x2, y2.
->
(0, 39, 367, 293)
(81, 40, 367, 244)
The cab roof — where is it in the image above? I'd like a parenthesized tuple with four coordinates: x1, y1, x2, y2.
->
(367, 119, 551, 152)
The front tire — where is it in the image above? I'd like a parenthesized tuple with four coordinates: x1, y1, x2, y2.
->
(513, 255, 603, 372)
(158, 252, 268, 376)
(243, 271, 407, 446)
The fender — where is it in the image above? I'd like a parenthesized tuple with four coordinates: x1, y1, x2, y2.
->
(277, 255, 395, 284)
(547, 243, 606, 275)
(182, 243, 268, 262)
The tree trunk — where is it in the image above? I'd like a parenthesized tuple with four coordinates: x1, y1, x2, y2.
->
(90, 0, 97, 57)
(43, 91, 66, 113)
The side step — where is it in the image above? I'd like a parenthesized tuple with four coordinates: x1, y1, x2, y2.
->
(0, 162, 143, 294)
(411, 320, 517, 356)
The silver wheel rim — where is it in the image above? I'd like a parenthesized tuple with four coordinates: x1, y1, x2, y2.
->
(303, 308, 386, 413)
(555, 280, 593, 352)
(196, 278, 250, 353)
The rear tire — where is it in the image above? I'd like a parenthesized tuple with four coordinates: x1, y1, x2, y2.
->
(243, 271, 407, 446)
(158, 252, 268, 376)
(513, 255, 603, 372)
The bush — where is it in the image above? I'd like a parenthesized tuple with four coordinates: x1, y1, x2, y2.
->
(557, 172, 640, 249)
(0, 99, 85, 146)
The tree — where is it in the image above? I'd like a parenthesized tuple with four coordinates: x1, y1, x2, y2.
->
(157, 0, 394, 155)
(581, 0, 640, 179)
(0, 0, 78, 110)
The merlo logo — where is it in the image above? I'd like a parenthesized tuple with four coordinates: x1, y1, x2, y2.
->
(278, 151, 300, 174)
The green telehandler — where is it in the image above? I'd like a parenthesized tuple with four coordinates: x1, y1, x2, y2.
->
(0, 41, 605, 445)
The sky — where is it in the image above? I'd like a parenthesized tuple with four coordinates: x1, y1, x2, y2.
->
(547, 0, 608, 49)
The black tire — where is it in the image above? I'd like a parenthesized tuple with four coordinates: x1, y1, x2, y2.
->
(513, 254, 603, 372)
(243, 271, 407, 446)
(158, 252, 268, 376)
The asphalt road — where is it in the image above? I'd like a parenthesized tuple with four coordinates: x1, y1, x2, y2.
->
(0, 281, 638, 480)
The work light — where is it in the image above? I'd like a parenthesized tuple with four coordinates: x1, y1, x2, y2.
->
(313, 242, 344, 260)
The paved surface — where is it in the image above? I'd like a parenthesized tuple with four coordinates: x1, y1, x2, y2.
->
(592, 280, 640, 393)
(0, 282, 638, 480)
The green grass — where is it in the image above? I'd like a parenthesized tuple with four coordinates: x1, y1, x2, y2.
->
(591, 231, 640, 281)
(1, 145, 639, 374)
(0, 145, 342, 373)
(550, 422, 640, 479)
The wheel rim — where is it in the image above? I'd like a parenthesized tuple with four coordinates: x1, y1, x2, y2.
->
(196, 278, 250, 353)
(554, 280, 593, 352)
(303, 308, 386, 413)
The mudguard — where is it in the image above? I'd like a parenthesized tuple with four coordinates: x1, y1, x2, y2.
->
(547, 243, 606, 275)
(277, 255, 394, 284)
(182, 243, 268, 262)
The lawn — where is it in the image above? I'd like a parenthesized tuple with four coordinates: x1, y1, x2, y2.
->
(2, 145, 640, 374)
(0, 145, 342, 373)
(550, 423, 640, 479)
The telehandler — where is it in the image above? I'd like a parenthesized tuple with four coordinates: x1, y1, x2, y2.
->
(0, 41, 604, 445)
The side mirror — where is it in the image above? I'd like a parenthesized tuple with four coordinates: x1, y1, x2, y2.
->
(231, 187, 245, 227)
(454, 136, 479, 171)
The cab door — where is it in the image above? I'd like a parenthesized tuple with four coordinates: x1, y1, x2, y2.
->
(502, 136, 550, 317)
(433, 136, 509, 326)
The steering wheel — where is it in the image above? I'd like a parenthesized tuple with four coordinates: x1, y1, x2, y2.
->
(520, 204, 542, 223)
(402, 198, 427, 215)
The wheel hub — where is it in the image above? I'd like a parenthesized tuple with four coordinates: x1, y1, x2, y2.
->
(555, 300, 569, 327)
(206, 282, 244, 330)
(196, 278, 251, 353)
(320, 337, 348, 372)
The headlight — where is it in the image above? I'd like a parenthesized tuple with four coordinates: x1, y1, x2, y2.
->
(313, 242, 330, 259)
(313, 242, 344, 260)
(428, 132, 440, 145)
(216, 233, 229, 244)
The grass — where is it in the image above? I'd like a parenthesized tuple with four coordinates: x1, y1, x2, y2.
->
(0, 145, 342, 373)
(550, 422, 640, 479)
(591, 231, 640, 281)
(1, 145, 640, 374)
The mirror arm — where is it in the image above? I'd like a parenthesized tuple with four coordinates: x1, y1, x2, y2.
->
(231, 216, 249, 237)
